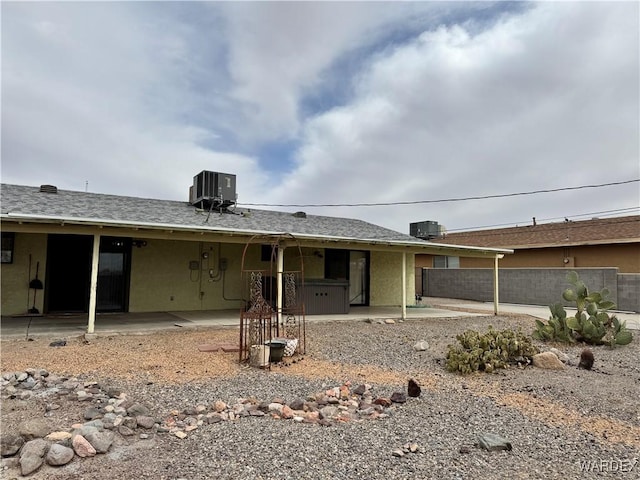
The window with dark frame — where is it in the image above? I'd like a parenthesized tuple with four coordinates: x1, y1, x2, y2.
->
(433, 255, 460, 269)
(1, 233, 15, 264)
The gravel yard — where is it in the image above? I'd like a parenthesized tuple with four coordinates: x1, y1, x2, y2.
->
(1, 314, 639, 479)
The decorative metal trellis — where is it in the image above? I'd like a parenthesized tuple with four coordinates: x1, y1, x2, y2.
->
(239, 234, 306, 366)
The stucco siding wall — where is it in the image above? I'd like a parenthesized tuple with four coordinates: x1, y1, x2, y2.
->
(129, 241, 249, 312)
(574, 244, 639, 273)
(129, 242, 323, 313)
(370, 251, 414, 306)
(456, 244, 639, 273)
(0, 233, 48, 316)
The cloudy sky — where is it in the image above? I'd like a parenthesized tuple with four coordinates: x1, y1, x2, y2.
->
(2, 1, 638, 234)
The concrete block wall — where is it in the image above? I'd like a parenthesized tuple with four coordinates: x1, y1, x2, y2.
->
(424, 268, 639, 312)
(617, 274, 640, 312)
(424, 269, 494, 302)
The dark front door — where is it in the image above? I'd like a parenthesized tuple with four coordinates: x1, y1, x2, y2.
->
(46, 234, 93, 313)
(46, 234, 131, 313)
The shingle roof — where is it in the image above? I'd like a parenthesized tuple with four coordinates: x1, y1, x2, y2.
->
(0, 183, 424, 245)
(440, 215, 640, 248)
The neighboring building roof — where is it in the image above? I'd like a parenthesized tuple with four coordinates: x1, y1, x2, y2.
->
(1, 184, 510, 256)
(439, 215, 640, 249)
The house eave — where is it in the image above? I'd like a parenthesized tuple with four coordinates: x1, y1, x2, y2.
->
(1, 212, 512, 257)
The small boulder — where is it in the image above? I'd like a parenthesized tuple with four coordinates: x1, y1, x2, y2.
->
(72, 435, 96, 457)
(532, 352, 564, 370)
(288, 398, 305, 410)
(44, 431, 72, 443)
(281, 405, 294, 419)
(407, 379, 421, 398)
(118, 426, 135, 437)
(136, 416, 156, 429)
(390, 392, 407, 404)
(83, 407, 102, 421)
(373, 397, 392, 408)
(1, 433, 24, 457)
(45, 443, 75, 466)
(126, 403, 150, 417)
(19, 439, 49, 475)
(84, 431, 114, 454)
(413, 341, 429, 352)
(319, 406, 338, 420)
(477, 433, 512, 452)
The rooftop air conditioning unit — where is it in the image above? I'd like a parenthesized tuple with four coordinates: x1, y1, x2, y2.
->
(410, 220, 441, 240)
(190, 171, 236, 210)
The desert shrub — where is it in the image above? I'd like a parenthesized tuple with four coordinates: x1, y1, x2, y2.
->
(446, 326, 539, 375)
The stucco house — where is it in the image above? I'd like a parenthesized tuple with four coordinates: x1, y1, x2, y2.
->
(413, 215, 640, 312)
(415, 215, 640, 272)
(1, 177, 511, 334)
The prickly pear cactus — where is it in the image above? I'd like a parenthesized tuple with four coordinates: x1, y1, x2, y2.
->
(446, 327, 539, 375)
(533, 271, 633, 347)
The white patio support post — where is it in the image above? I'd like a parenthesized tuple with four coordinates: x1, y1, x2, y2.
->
(276, 245, 284, 327)
(493, 254, 503, 315)
(87, 234, 101, 334)
(401, 251, 407, 321)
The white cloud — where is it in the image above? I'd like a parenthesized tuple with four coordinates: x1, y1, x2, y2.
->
(1, 2, 263, 199)
(269, 1, 639, 232)
(1, 1, 637, 235)
(218, 1, 447, 143)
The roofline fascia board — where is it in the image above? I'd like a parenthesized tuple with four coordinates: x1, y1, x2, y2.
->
(503, 238, 640, 249)
(1, 213, 512, 256)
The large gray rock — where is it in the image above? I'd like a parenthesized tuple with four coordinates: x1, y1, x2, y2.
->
(122, 416, 138, 429)
(532, 352, 565, 370)
(83, 406, 102, 420)
(84, 430, 114, 454)
(19, 439, 49, 475)
(126, 403, 150, 417)
(136, 416, 156, 429)
(1, 433, 24, 457)
(83, 419, 105, 431)
(319, 406, 338, 419)
(46, 443, 75, 466)
(477, 433, 512, 451)
(288, 398, 305, 410)
(390, 392, 407, 403)
(101, 412, 118, 429)
(118, 425, 135, 436)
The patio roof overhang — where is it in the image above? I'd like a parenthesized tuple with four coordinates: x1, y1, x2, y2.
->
(1, 212, 513, 258)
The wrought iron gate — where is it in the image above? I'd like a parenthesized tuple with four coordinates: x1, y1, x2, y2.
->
(239, 234, 306, 366)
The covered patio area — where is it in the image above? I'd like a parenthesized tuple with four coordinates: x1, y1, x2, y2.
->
(0, 304, 484, 339)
